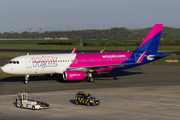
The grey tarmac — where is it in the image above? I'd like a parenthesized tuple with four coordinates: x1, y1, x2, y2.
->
(0, 64, 180, 120)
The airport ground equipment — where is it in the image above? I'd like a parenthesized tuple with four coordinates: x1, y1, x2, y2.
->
(75, 91, 100, 106)
(16, 92, 49, 110)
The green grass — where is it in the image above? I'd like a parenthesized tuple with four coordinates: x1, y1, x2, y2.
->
(0, 70, 21, 78)
(0, 38, 141, 46)
(0, 52, 48, 58)
(0, 40, 43, 44)
(0, 44, 180, 51)
(151, 55, 180, 65)
(0, 52, 29, 58)
(157, 46, 180, 51)
(0, 39, 74, 44)
(132, 26, 180, 36)
(0, 44, 139, 51)
(0, 39, 137, 45)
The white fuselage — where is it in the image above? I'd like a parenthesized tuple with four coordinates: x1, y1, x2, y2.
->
(2, 53, 76, 75)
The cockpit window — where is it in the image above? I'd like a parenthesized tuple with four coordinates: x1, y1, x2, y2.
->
(9, 61, 19, 64)
(9, 61, 13, 64)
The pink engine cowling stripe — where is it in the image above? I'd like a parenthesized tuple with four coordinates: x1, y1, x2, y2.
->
(139, 24, 163, 47)
(69, 52, 133, 68)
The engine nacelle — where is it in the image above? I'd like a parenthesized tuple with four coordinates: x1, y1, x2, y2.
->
(63, 70, 86, 81)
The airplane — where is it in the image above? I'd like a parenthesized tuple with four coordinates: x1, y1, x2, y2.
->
(1, 24, 166, 84)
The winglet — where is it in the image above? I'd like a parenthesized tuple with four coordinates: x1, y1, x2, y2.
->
(100, 48, 106, 53)
(71, 47, 76, 53)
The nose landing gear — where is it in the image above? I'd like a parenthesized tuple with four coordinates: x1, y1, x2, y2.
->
(24, 75, 29, 84)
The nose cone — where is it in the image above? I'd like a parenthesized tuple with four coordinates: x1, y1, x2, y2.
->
(1, 65, 13, 74)
(1, 65, 7, 73)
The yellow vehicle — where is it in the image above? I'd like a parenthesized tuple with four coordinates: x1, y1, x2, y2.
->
(75, 91, 100, 106)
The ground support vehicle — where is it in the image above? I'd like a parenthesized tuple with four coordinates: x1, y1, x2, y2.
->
(75, 91, 100, 106)
(16, 92, 49, 110)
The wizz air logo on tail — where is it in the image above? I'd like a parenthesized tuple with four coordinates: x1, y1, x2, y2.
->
(31, 56, 58, 68)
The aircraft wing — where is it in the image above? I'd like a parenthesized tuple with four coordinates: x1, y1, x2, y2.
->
(66, 63, 135, 72)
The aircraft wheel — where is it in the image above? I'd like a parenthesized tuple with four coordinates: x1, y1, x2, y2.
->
(84, 78, 89, 82)
(20, 104, 23, 108)
(89, 77, 95, 83)
(86, 102, 90, 106)
(24, 75, 29, 84)
(75, 100, 79, 105)
(32, 106, 35, 110)
(24, 80, 28, 84)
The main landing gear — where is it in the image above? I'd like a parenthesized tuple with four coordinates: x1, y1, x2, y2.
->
(88, 77, 95, 82)
(84, 73, 95, 83)
(24, 75, 29, 84)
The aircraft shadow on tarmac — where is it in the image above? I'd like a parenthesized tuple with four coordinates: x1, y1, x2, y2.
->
(93, 70, 142, 81)
(0, 70, 143, 83)
(0, 76, 59, 83)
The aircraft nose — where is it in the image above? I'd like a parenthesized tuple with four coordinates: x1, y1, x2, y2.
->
(1, 66, 6, 73)
(1, 65, 12, 74)
(1, 66, 4, 72)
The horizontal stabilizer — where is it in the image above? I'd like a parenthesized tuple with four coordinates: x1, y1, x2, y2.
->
(148, 55, 166, 58)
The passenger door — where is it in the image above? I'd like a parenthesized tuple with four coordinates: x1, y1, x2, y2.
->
(25, 57, 32, 68)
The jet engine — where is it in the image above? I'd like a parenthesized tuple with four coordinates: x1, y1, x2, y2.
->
(63, 70, 86, 81)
